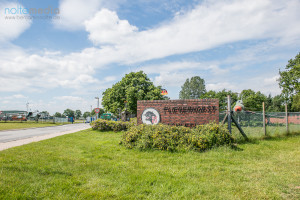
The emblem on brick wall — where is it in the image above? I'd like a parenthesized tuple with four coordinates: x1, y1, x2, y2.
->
(141, 108, 160, 125)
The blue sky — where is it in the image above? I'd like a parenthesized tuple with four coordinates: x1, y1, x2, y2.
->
(0, 0, 299, 114)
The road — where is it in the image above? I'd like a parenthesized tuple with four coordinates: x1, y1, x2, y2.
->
(0, 123, 91, 151)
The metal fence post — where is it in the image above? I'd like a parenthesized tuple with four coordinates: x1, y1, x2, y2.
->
(227, 95, 231, 134)
(285, 103, 289, 134)
(263, 102, 266, 136)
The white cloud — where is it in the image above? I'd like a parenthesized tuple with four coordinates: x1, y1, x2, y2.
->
(1, 0, 299, 110)
(104, 76, 117, 82)
(85, 9, 138, 45)
(207, 82, 238, 92)
(53, 0, 102, 30)
(0, 2, 32, 42)
(139, 62, 205, 74)
(0, 46, 99, 92)
(152, 72, 195, 87)
(0, 94, 26, 100)
(82, 0, 300, 64)
(264, 75, 280, 86)
(54, 96, 84, 101)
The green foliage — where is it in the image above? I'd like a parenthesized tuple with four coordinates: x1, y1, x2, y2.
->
(40, 111, 50, 117)
(82, 111, 91, 118)
(63, 109, 75, 118)
(201, 89, 238, 110)
(179, 76, 206, 99)
(91, 118, 137, 132)
(54, 112, 62, 117)
(75, 110, 82, 119)
(121, 123, 233, 152)
(291, 93, 300, 111)
(102, 71, 164, 115)
(266, 94, 285, 112)
(278, 52, 300, 97)
(278, 52, 300, 111)
(241, 89, 267, 111)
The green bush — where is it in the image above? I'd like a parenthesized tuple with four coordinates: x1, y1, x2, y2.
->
(91, 118, 137, 132)
(120, 123, 234, 152)
(91, 119, 129, 132)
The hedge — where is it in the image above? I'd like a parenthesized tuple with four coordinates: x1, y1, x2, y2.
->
(91, 118, 136, 132)
(120, 123, 234, 152)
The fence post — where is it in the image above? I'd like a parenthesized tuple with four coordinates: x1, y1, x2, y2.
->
(285, 103, 289, 134)
(263, 102, 266, 136)
(227, 95, 231, 134)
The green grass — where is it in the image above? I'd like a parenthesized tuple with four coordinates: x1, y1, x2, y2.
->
(231, 124, 300, 139)
(0, 121, 66, 131)
(0, 129, 299, 199)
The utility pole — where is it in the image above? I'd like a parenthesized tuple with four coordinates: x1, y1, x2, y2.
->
(26, 102, 29, 115)
(95, 97, 99, 119)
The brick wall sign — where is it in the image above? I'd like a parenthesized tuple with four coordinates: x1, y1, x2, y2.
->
(137, 99, 219, 127)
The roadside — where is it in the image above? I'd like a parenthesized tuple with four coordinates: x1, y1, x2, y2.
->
(0, 121, 67, 131)
(0, 123, 91, 151)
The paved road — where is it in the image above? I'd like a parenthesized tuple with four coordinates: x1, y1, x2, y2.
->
(0, 123, 91, 143)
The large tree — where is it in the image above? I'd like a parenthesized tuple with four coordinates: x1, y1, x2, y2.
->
(102, 71, 164, 115)
(63, 109, 75, 118)
(278, 52, 300, 111)
(179, 76, 206, 99)
(240, 89, 267, 111)
(200, 89, 238, 111)
(83, 111, 91, 119)
(54, 112, 62, 117)
(75, 110, 82, 119)
(266, 94, 285, 112)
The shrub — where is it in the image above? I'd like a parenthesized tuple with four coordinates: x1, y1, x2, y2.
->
(120, 123, 234, 152)
(91, 119, 131, 132)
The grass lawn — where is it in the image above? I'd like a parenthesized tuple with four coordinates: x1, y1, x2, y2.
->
(231, 124, 300, 139)
(0, 130, 299, 199)
(0, 121, 67, 131)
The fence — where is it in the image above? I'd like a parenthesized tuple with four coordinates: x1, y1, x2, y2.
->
(220, 111, 300, 138)
(24, 117, 69, 123)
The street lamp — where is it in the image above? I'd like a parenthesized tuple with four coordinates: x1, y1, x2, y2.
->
(95, 97, 99, 119)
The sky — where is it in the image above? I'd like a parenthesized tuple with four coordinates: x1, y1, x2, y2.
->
(0, 0, 299, 114)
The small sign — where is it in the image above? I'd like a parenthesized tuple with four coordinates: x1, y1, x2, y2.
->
(142, 108, 160, 125)
(94, 108, 100, 113)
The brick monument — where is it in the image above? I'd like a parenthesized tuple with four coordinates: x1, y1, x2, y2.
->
(137, 99, 219, 127)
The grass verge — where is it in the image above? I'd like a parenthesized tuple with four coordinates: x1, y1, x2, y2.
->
(0, 121, 67, 131)
(0, 129, 299, 199)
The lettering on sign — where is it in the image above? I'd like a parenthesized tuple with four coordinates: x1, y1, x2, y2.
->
(163, 106, 217, 114)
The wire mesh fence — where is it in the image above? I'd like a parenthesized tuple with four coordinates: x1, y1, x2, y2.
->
(220, 111, 300, 138)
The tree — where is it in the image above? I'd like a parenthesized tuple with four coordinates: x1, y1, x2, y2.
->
(278, 52, 300, 111)
(102, 71, 164, 115)
(63, 109, 75, 118)
(75, 110, 82, 119)
(83, 111, 91, 119)
(291, 93, 300, 111)
(240, 89, 267, 111)
(179, 76, 206, 99)
(200, 89, 238, 111)
(266, 94, 285, 112)
(40, 111, 50, 118)
(54, 112, 62, 117)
